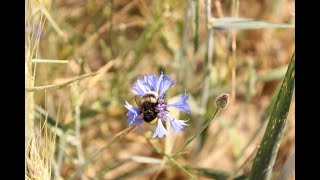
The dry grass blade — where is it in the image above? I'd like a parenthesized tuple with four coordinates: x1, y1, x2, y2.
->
(25, 60, 115, 92)
(131, 156, 162, 164)
(32, 59, 69, 64)
(25, 71, 99, 92)
(87, 59, 116, 88)
(40, 5, 67, 40)
(26, 0, 54, 179)
(210, 17, 294, 30)
(98, 155, 163, 178)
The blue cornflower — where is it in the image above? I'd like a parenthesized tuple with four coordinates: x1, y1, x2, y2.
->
(125, 72, 191, 138)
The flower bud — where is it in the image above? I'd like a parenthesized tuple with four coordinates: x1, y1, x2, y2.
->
(216, 94, 229, 109)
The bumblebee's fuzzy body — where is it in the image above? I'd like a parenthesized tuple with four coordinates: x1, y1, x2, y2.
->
(135, 92, 159, 125)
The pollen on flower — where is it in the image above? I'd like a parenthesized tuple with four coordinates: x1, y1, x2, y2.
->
(124, 72, 192, 138)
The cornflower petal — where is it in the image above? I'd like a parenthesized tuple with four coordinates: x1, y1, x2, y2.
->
(131, 87, 146, 96)
(168, 116, 189, 134)
(131, 77, 150, 96)
(132, 117, 144, 126)
(143, 74, 154, 90)
(137, 77, 151, 92)
(124, 101, 142, 125)
(149, 74, 158, 91)
(166, 90, 191, 114)
(159, 75, 176, 96)
(152, 118, 169, 138)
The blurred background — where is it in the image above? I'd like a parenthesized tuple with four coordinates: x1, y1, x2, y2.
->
(25, 0, 295, 179)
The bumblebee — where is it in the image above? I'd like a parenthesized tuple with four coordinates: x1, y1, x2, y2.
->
(135, 92, 159, 125)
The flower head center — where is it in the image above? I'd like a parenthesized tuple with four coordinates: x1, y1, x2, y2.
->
(155, 94, 168, 121)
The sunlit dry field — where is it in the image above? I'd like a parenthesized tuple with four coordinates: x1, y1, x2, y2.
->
(25, 0, 295, 179)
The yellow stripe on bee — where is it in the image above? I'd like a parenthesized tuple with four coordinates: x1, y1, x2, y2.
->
(148, 117, 158, 125)
(150, 97, 157, 103)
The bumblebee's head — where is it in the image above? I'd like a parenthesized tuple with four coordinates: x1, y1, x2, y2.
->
(143, 91, 158, 101)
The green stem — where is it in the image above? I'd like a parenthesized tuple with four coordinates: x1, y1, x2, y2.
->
(145, 136, 196, 179)
(175, 108, 221, 155)
(167, 156, 196, 180)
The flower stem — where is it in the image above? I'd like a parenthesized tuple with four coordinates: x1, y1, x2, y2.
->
(145, 136, 196, 179)
(175, 108, 221, 155)
(166, 155, 196, 180)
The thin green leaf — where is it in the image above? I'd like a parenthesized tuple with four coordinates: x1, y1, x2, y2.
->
(211, 17, 294, 30)
(250, 52, 295, 180)
(192, 0, 199, 53)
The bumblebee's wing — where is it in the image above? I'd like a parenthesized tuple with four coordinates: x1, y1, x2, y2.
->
(135, 96, 144, 119)
(135, 95, 143, 109)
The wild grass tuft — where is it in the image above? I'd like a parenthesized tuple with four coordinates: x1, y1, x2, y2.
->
(26, 0, 55, 179)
